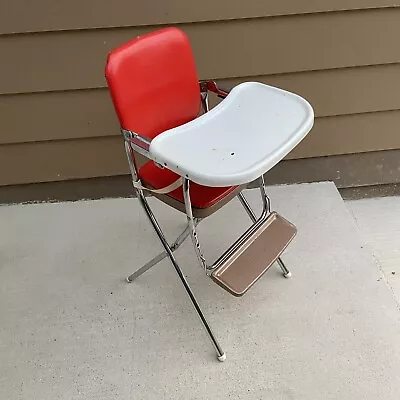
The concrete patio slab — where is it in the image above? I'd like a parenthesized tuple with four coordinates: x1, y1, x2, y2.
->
(347, 196, 400, 305)
(1, 182, 399, 399)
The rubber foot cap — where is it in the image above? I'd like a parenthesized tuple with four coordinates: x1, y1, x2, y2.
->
(217, 353, 226, 362)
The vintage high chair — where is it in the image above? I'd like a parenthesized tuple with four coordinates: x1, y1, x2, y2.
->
(105, 27, 314, 362)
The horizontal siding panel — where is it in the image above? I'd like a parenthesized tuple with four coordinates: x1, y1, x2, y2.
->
(2, 8, 400, 94)
(2, 110, 400, 185)
(0, 137, 128, 186)
(2, 150, 400, 203)
(2, 149, 400, 203)
(289, 110, 400, 159)
(1, 1, 399, 35)
(2, 64, 400, 145)
(221, 64, 400, 118)
(266, 149, 400, 188)
(0, 89, 120, 144)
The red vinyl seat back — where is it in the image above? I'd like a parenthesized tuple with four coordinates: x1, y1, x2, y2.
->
(105, 27, 201, 139)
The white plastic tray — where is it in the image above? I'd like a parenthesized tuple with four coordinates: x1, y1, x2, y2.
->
(150, 82, 314, 187)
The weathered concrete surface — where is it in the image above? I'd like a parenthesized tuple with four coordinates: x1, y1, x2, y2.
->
(1, 182, 399, 399)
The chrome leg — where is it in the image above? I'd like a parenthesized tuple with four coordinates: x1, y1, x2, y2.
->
(126, 224, 193, 282)
(277, 257, 292, 278)
(237, 182, 292, 278)
(137, 189, 226, 361)
(183, 178, 208, 272)
(237, 177, 271, 223)
(124, 140, 225, 360)
(237, 192, 257, 223)
(127, 251, 168, 282)
(200, 91, 209, 113)
(259, 175, 271, 214)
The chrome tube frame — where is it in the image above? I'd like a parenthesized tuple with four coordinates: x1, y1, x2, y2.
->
(124, 136, 225, 361)
(238, 174, 271, 221)
(200, 91, 209, 113)
(237, 192, 257, 223)
(126, 222, 197, 282)
(136, 188, 225, 360)
(209, 181, 270, 274)
(277, 257, 291, 276)
(237, 178, 290, 277)
(124, 140, 140, 182)
(180, 174, 284, 276)
(122, 128, 152, 160)
(183, 178, 208, 271)
(200, 80, 230, 99)
(259, 174, 271, 214)
(122, 79, 290, 359)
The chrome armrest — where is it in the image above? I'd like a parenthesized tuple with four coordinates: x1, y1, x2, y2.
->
(121, 128, 151, 159)
(199, 80, 231, 99)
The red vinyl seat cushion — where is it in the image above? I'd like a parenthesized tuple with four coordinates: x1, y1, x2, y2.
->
(105, 28, 201, 139)
(106, 27, 237, 209)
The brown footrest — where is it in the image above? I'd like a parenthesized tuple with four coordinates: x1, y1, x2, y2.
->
(211, 212, 296, 297)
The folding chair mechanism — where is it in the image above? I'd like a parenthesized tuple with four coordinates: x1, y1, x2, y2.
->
(123, 135, 296, 362)
(104, 27, 314, 362)
(124, 140, 226, 360)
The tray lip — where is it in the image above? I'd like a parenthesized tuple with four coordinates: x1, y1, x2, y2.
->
(150, 82, 314, 187)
